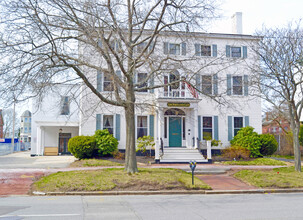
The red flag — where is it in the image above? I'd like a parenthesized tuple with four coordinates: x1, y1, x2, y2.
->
(186, 82, 199, 99)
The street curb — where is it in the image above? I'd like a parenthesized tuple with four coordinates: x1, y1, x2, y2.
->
(34, 188, 303, 196)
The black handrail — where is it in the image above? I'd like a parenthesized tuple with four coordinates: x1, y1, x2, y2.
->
(192, 137, 195, 148)
(160, 138, 164, 157)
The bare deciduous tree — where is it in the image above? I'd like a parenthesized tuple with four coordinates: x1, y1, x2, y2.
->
(251, 23, 303, 172)
(0, 0, 221, 173)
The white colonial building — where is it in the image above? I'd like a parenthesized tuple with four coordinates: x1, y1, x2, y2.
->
(31, 16, 261, 162)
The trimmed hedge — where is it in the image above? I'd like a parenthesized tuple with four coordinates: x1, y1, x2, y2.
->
(68, 135, 96, 159)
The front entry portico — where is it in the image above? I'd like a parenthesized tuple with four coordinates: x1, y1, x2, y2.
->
(169, 117, 182, 147)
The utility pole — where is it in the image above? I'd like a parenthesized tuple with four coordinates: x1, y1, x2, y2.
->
(11, 96, 15, 152)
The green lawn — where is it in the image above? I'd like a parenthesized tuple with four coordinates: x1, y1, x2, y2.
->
(268, 155, 295, 160)
(223, 158, 287, 166)
(33, 168, 211, 192)
(235, 166, 303, 188)
(69, 159, 123, 167)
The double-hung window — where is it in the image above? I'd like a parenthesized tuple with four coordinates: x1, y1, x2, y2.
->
(203, 117, 212, 140)
(231, 47, 241, 57)
(137, 116, 148, 139)
(103, 115, 114, 135)
(202, 75, 212, 95)
(234, 117, 243, 136)
(103, 74, 114, 91)
(232, 76, 243, 95)
(169, 43, 181, 55)
(60, 96, 70, 115)
(137, 73, 148, 92)
(226, 45, 247, 58)
(201, 45, 211, 57)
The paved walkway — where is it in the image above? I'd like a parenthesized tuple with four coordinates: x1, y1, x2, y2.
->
(197, 174, 257, 190)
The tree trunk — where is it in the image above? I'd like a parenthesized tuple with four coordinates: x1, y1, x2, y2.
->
(293, 122, 301, 172)
(124, 102, 138, 173)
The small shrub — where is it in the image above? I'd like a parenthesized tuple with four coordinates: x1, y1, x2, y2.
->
(136, 136, 155, 156)
(230, 126, 262, 157)
(222, 145, 251, 160)
(94, 129, 118, 156)
(211, 139, 221, 147)
(112, 150, 125, 160)
(68, 135, 95, 159)
(259, 133, 278, 156)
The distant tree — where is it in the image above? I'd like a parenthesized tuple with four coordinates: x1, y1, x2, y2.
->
(251, 22, 303, 171)
(2, 108, 19, 138)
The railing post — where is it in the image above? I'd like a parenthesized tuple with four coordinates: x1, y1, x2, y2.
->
(155, 139, 160, 160)
(206, 140, 212, 160)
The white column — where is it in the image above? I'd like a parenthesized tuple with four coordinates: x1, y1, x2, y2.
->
(194, 107, 198, 149)
(36, 126, 42, 155)
(155, 109, 163, 160)
(207, 140, 212, 159)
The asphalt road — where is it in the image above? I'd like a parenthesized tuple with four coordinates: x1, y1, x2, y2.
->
(1, 193, 303, 220)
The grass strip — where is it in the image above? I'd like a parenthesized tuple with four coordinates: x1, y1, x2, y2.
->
(33, 168, 211, 192)
(234, 166, 303, 188)
(223, 158, 286, 166)
(69, 159, 123, 167)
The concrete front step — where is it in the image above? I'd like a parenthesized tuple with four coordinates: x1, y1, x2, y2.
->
(160, 147, 207, 163)
(159, 159, 208, 163)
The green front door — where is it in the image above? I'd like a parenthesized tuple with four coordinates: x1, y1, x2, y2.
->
(169, 117, 182, 147)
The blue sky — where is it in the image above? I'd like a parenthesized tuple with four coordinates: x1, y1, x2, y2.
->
(209, 0, 303, 34)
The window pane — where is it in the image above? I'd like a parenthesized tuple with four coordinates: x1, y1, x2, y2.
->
(203, 117, 212, 128)
(137, 116, 148, 128)
(234, 117, 243, 128)
(201, 45, 211, 56)
(60, 96, 70, 115)
(137, 128, 148, 138)
(103, 115, 114, 135)
(203, 129, 212, 140)
(231, 47, 241, 57)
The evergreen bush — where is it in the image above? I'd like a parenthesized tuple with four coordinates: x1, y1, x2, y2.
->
(259, 133, 278, 156)
(230, 126, 262, 157)
(68, 135, 95, 159)
(94, 129, 118, 156)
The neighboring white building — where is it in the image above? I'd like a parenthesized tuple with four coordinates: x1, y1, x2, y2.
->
(31, 85, 80, 156)
(20, 110, 31, 143)
(31, 25, 262, 162)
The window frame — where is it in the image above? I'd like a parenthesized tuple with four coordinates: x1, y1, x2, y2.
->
(136, 115, 149, 139)
(169, 43, 181, 55)
(232, 75, 243, 95)
(202, 116, 213, 140)
(103, 74, 114, 92)
(137, 72, 148, 93)
(202, 75, 213, 95)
